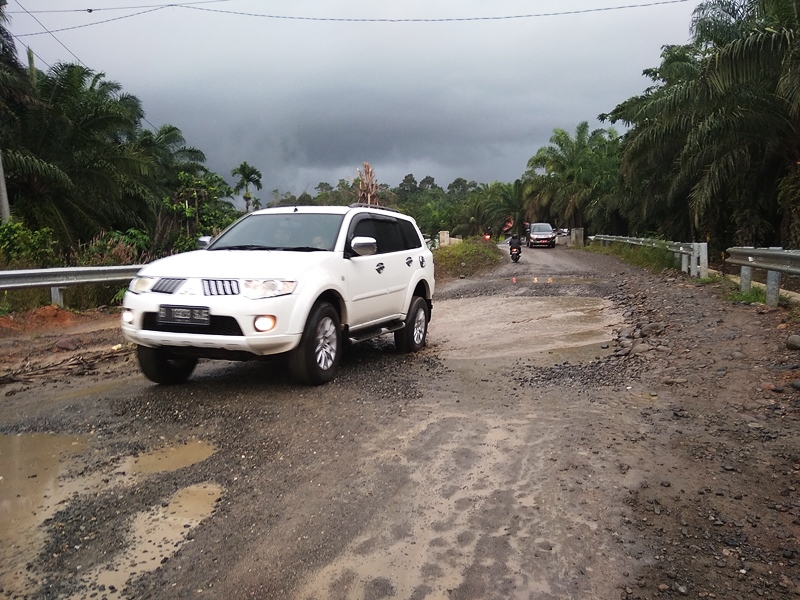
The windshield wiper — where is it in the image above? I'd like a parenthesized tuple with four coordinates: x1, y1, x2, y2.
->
(288, 246, 328, 252)
(210, 244, 281, 251)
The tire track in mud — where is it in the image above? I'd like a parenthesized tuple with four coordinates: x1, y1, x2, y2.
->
(296, 374, 650, 600)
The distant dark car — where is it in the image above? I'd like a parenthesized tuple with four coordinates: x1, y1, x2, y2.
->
(527, 223, 556, 248)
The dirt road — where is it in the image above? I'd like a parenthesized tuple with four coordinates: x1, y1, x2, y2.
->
(0, 246, 798, 599)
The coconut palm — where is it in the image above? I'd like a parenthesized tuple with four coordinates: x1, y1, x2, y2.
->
(231, 161, 262, 212)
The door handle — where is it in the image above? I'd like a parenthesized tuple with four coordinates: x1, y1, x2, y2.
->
(375, 262, 385, 274)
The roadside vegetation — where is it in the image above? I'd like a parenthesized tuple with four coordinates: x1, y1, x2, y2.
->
(2, 0, 800, 311)
(432, 238, 503, 280)
(583, 240, 680, 272)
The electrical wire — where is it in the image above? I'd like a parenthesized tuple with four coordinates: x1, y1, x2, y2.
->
(13, 1, 86, 64)
(183, 0, 694, 22)
(7, 0, 233, 15)
(11, 1, 159, 130)
(13, 0, 694, 37)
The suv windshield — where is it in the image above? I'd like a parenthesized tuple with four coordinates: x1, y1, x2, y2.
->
(209, 213, 345, 251)
(531, 224, 553, 233)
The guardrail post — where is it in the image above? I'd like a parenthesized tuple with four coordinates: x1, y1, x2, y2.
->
(740, 266, 752, 292)
(680, 252, 689, 275)
(766, 270, 781, 307)
(698, 243, 708, 279)
(50, 286, 65, 306)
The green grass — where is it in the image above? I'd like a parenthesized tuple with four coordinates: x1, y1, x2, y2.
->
(433, 237, 503, 279)
(584, 240, 681, 272)
(724, 286, 768, 304)
(695, 274, 724, 285)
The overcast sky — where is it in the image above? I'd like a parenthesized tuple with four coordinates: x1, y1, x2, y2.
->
(8, 0, 697, 200)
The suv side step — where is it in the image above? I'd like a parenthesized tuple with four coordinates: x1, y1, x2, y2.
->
(348, 320, 405, 344)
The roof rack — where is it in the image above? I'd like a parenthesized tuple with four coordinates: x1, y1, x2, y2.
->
(348, 202, 401, 214)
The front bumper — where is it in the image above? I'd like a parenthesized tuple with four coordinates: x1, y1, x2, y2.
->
(121, 292, 303, 357)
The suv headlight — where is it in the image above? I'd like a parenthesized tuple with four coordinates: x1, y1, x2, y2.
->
(128, 276, 157, 294)
(242, 279, 297, 300)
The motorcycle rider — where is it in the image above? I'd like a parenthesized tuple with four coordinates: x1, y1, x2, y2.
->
(508, 234, 522, 261)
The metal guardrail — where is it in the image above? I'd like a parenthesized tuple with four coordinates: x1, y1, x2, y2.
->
(591, 235, 709, 279)
(0, 265, 142, 306)
(725, 247, 800, 307)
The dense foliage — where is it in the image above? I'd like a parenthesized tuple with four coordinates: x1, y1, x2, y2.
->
(2, 0, 800, 289)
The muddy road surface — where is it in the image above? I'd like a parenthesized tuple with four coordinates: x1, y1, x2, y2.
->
(1, 246, 799, 600)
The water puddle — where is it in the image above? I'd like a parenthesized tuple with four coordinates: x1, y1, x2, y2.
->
(70, 482, 223, 599)
(0, 434, 220, 597)
(124, 440, 217, 475)
(0, 433, 88, 594)
(429, 296, 623, 363)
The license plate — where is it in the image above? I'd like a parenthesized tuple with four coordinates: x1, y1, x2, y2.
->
(158, 305, 210, 326)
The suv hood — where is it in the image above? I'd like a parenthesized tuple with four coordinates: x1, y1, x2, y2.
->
(137, 249, 336, 279)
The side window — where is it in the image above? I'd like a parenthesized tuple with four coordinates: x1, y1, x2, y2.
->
(398, 220, 423, 249)
(372, 219, 405, 254)
(353, 218, 377, 240)
(351, 217, 406, 254)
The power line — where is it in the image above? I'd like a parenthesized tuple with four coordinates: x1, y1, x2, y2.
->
(183, 0, 694, 22)
(7, 0, 233, 15)
(13, 0, 694, 37)
(10, 1, 159, 131)
(14, 1, 85, 65)
(14, 5, 170, 37)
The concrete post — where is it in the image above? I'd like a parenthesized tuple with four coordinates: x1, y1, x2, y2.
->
(740, 266, 752, 293)
(698, 243, 709, 279)
(766, 270, 781, 307)
(50, 286, 64, 306)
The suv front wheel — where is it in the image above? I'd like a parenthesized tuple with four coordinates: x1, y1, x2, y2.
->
(395, 296, 429, 353)
(289, 301, 342, 385)
(137, 346, 198, 384)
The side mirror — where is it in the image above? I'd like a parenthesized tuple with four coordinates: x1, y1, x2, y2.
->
(197, 236, 212, 249)
(350, 236, 377, 256)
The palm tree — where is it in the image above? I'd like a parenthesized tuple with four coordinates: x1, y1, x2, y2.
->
(4, 61, 150, 248)
(524, 122, 621, 233)
(231, 161, 262, 212)
(485, 179, 530, 238)
(602, 0, 800, 248)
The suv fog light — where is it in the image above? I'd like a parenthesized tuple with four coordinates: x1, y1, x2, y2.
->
(254, 315, 277, 332)
(121, 310, 134, 324)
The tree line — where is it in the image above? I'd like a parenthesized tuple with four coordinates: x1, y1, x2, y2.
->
(1, 0, 798, 271)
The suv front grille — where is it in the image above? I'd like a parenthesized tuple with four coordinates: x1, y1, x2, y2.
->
(203, 279, 240, 296)
(151, 278, 186, 294)
(142, 313, 244, 336)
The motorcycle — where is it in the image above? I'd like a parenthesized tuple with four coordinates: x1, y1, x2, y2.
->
(510, 246, 521, 263)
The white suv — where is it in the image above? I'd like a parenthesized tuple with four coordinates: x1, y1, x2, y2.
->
(121, 204, 435, 385)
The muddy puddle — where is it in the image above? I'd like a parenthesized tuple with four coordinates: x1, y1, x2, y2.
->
(0, 434, 221, 597)
(428, 296, 622, 365)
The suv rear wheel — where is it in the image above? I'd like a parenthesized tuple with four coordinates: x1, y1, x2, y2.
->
(395, 296, 429, 353)
(289, 301, 342, 385)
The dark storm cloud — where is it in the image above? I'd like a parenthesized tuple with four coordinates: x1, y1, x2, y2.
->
(9, 0, 697, 194)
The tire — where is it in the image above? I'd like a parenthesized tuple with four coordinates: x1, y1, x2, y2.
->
(137, 345, 198, 385)
(395, 296, 429, 353)
(288, 301, 342, 385)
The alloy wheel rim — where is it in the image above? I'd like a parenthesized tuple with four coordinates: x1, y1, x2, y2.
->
(314, 316, 338, 370)
(412, 307, 426, 345)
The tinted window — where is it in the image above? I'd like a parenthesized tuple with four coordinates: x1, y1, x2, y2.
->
(352, 217, 405, 254)
(373, 219, 405, 253)
(398, 220, 422, 249)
